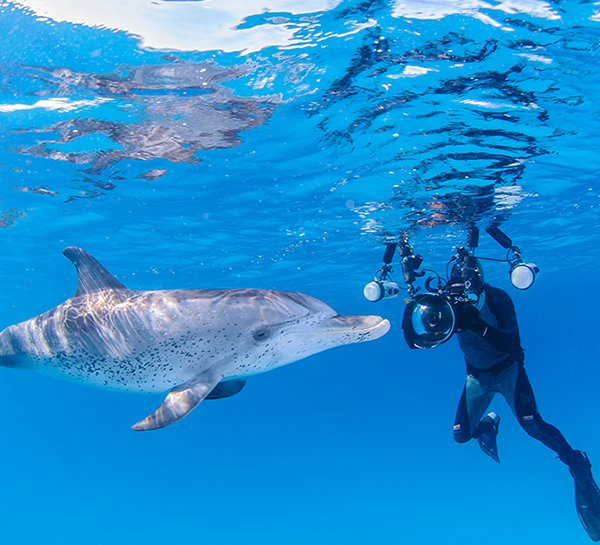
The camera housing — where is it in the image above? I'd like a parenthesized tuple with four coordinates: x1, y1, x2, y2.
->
(403, 293, 456, 349)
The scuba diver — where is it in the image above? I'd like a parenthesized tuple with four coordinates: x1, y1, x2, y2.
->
(364, 226, 600, 542)
(450, 256, 600, 542)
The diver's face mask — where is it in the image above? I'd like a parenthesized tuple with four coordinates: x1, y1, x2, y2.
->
(449, 257, 485, 307)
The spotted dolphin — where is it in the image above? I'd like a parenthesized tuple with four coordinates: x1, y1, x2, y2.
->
(0, 248, 390, 431)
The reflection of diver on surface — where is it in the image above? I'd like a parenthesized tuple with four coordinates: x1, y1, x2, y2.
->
(365, 226, 600, 542)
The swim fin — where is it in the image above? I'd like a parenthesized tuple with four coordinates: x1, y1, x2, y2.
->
(570, 451, 600, 542)
(475, 412, 500, 463)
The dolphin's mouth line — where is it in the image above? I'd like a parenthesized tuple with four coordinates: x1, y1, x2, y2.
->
(290, 318, 390, 335)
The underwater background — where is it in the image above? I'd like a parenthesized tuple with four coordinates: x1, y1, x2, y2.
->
(1, 0, 600, 543)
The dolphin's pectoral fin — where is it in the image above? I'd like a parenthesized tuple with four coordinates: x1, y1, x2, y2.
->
(205, 378, 248, 400)
(131, 377, 220, 431)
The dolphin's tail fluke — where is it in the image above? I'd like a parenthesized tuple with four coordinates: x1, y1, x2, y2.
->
(132, 375, 220, 431)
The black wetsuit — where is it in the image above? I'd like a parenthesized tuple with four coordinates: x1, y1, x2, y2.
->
(452, 284, 574, 464)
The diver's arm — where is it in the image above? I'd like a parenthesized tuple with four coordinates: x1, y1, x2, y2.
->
(469, 286, 523, 357)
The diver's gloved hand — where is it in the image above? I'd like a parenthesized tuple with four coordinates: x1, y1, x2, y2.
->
(454, 302, 479, 332)
(454, 302, 488, 336)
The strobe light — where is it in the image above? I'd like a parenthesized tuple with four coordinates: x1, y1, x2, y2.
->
(364, 280, 400, 302)
(510, 262, 539, 290)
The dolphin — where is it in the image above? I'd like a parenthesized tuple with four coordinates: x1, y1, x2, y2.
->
(0, 248, 390, 431)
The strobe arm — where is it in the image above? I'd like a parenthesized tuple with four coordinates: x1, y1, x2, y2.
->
(382, 243, 397, 265)
(486, 226, 513, 249)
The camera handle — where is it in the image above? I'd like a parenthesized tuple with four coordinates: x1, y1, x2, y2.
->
(398, 237, 424, 287)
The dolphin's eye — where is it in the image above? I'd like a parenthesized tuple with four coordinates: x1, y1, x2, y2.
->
(251, 327, 271, 342)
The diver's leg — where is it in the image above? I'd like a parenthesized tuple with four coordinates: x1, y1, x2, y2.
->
(510, 365, 573, 460)
(453, 385, 472, 444)
(508, 365, 600, 541)
(453, 373, 495, 444)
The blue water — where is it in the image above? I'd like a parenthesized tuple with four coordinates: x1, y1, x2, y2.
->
(0, 0, 599, 543)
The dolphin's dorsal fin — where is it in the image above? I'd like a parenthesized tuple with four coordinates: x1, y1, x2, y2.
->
(63, 247, 128, 297)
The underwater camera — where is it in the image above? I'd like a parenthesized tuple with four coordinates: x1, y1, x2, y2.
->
(402, 255, 484, 350)
(365, 226, 539, 350)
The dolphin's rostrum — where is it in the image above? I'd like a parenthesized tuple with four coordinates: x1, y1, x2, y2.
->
(0, 248, 390, 431)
